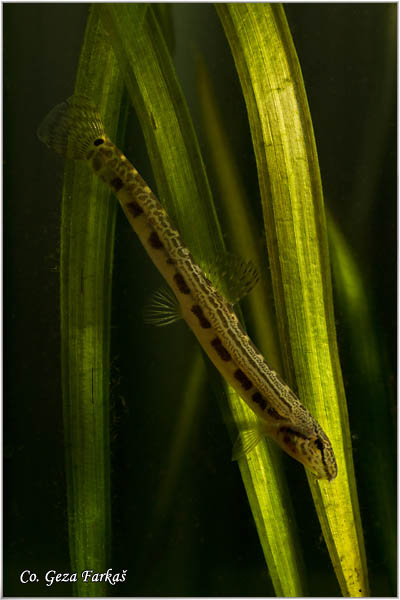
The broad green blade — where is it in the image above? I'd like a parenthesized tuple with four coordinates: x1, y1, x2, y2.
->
(217, 4, 369, 596)
(98, 4, 306, 596)
(58, 8, 126, 597)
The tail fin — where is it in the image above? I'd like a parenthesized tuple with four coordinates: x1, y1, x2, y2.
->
(37, 96, 106, 159)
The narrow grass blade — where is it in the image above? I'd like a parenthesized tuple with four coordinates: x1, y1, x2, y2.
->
(152, 349, 208, 522)
(97, 4, 222, 261)
(98, 5, 307, 596)
(328, 212, 396, 590)
(58, 8, 125, 596)
(196, 56, 283, 371)
(217, 4, 369, 596)
(197, 57, 308, 595)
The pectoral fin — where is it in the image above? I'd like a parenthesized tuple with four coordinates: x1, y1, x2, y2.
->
(143, 286, 182, 327)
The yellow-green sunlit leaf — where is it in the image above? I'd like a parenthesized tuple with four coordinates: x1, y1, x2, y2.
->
(217, 4, 369, 596)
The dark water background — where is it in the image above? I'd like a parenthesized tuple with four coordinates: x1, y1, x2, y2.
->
(4, 4, 396, 597)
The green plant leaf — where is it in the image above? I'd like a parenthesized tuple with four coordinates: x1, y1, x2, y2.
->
(216, 3, 369, 596)
(196, 55, 283, 371)
(328, 212, 396, 589)
(197, 55, 309, 595)
(98, 4, 307, 596)
(58, 8, 125, 597)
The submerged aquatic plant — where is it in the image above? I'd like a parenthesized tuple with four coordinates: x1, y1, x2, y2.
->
(42, 3, 394, 597)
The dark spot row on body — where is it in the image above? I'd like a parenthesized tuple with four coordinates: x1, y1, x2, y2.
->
(211, 337, 231, 361)
(174, 273, 191, 295)
(234, 369, 252, 391)
(280, 429, 295, 447)
(111, 177, 124, 192)
(246, 353, 293, 414)
(127, 201, 143, 218)
(251, 391, 267, 410)
(148, 231, 164, 249)
(191, 305, 211, 329)
(222, 319, 273, 385)
(267, 406, 284, 420)
(250, 391, 284, 420)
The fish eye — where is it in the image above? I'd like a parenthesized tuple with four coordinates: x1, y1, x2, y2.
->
(93, 138, 104, 146)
